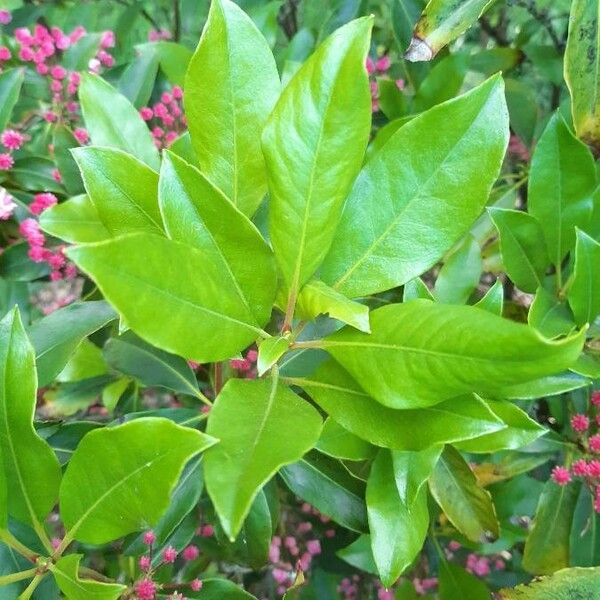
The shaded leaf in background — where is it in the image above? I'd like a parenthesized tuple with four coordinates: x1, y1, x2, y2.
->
(568, 229, 600, 326)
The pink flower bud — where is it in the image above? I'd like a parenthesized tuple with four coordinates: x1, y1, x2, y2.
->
(162, 546, 177, 563)
(182, 545, 199, 561)
(143, 531, 156, 545)
(0, 153, 13, 170)
(571, 414, 590, 433)
(190, 579, 203, 591)
(551, 465, 571, 485)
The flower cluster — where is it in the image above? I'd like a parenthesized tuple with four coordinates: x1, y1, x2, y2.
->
(230, 347, 258, 379)
(140, 86, 186, 149)
(0, 188, 16, 220)
(0, 128, 26, 171)
(365, 54, 404, 113)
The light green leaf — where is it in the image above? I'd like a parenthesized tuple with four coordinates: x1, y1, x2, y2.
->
(0, 68, 24, 132)
(158, 151, 276, 325)
(52, 125, 85, 196)
(73, 147, 162, 237)
(316, 418, 377, 461)
(118, 45, 159, 108)
(78, 74, 159, 169)
(293, 360, 505, 450)
(101, 377, 130, 412)
(489, 207, 549, 293)
(57, 339, 107, 382)
(405, 0, 494, 61)
(49, 554, 126, 600)
(204, 378, 322, 539)
(29, 301, 117, 387)
(439, 561, 490, 600)
(499, 567, 600, 599)
(392, 0, 425, 50)
(323, 300, 585, 409)
(564, 0, 600, 148)
(187, 579, 256, 599)
(152, 41, 193, 86)
(412, 53, 468, 112)
(528, 287, 576, 339)
(403, 277, 434, 302)
(569, 229, 600, 326)
(297, 279, 370, 332)
(280, 450, 368, 533)
(321, 76, 508, 298)
(528, 113, 597, 268)
(474, 280, 503, 315)
(501, 372, 589, 399)
(456, 399, 545, 452)
(367, 450, 429, 586)
(391, 446, 442, 507)
(0, 308, 62, 530)
(257, 335, 291, 376)
(337, 534, 378, 575)
(67, 233, 268, 363)
(59, 417, 216, 544)
(428, 445, 499, 542)
(523, 480, 581, 575)
(434, 235, 482, 304)
(39, 194, 111, 244)
(103, 333, 201, 398)
(263, 17, 372, 305)
(185, 0, 280, 216)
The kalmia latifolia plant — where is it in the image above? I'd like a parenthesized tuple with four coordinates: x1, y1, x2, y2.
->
(0, 0, 599, 598)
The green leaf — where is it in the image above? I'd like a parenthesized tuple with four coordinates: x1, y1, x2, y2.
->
(439, 561, 490, 600)
(501, 372, 589, 399)
(321, 76, 508, 298)
(39, 194, 110, 244)
(569, 230, 600, 326)
(323, 300, 585, 409)
(337, 534, 378, 575)
(204, 378, 322, 539)
(52, 125, 85, 196)
(103, 333, 201, 398)
(474, 280, 503, 315)
(159, 151, 276, 326)
(118, 45, 159, 108)
(528, 287, 576, 339)
(73, 147, 162, 236)
(498, 567, 600, 599)
(67, 233, 268, 363)
(57, 339, 107, 382)
(59, 417, 216, 544)
(187, 579, 256, 599)
(392, 0, 425, 50)
(0, 242, 49, 282)
(366, 450, 429, 586)
(412, 53, 468, 112)
(403, 277, 434, 302)
(405, 0, 494, 61)
(571, 485, 600, 567)
(78, 74, 159, 169)
(280, 450, 368, 533)
(185, 0, 280, 216)
(297, 279, 370, 333)
(316, 418, 377, 461)
(263, 17, 372, 304)
(455, 399, 545, 453)
(391, 446, 442, 507)
(151, 41, 193, 86)
(428, 445, 499, 542)
(295, 360, 505, 450)
(0, 68, 24, 132)
(523, 479, 581, 575)
(489, 208, 549, 293)
(0, 308, 62, 530)
(528, 113, 597, 267)
(565, 0, 600, 148)
(257, 335, 291, 376)
(434, 235, 482, 304)
(28, 301, 117, 387)
(49, 554, 126, 600)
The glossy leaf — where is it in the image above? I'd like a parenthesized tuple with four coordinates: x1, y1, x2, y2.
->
(392, 0, 425, 49)
(366, 450, 429, 586)
(434, 235, 481, 305)
(67, 233, 268, 363)
(564, 0, 600, 148)
(321, 76, 508, 298)
(28, 301, 117, 387)
(523, 480, 582, 575)
(152, 41, 193, 86)
(0, 68, 24, 132)
(528, 287, 576, 339)
(499, 567, 600, 599)
(528, 114, 597, 267)
(0, 308, 62, 531)
(78, 73, 159, 169)
(39, 194, 110, 244)
(323, 300, 585, 409)
(59, 417, 216, 544)
(185, 0, 280, 216)
(294, 360, 505, 450)
(204, 378, 322, 539)
(263, 17, 372, 304)
(52, 125, 85, 196)
(428, 445, 499, 542)
(257, 335, 291, 376)
(297, 279, 370, 332)
(316, 418, 377, 461)
(73, 146, 162, 236)
(118, 45, 159, 108)
(405, 0, 494, 61)
(412, 53, 468, 112)
(569, 230, 600, 326)
(474, 280, 504, 315)
(337, 535, 378, 575)
(49, 554, 126, 600)
(489, 207, 549, 293)
(391, 446, 442, 507)
(158, 151, 276, 325)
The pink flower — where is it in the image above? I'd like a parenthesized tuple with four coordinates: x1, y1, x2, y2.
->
(190, 579, 203, 591)
(143, 531, 156, 545)
(18, 47, 34, 62)
(0, 10, 11, 25)
(0, 189, 16, 220)
(0, 153, 13, 170)
(272, 568, 289, 585)
(551, 465, 571, 485)
(55, 34, 71, 50)
(182, 544, 199, 561)
(448, 540, 461, 551)
(0, 46, 11, 61)
(172, 85, 183, 100)
(161, 92, 172, 104)
(98, 50, 114, 67)
(1, 129, 25, 150)
(162, 546, 177, 563)
(165, 131, 178, 146)
(88, 58, 101, 73)
(592, 391, 600, 407)
(30, 192, 57, 215)
(70, 26, 87, 44)
(376, 55, 391, 72)
(64, 263, 77, 279)
(366, 56, 375, 74)
(134, 579, 156, 600)
(572, 459, 590, 477)
(73, 128, 89, 144)
(50, 79, 63, 93)
(36, 63, 49, 75)
(246, 349, 258, 362)
(14, 28, 33, 45)
(306, 539, 321, 555)
(28, 245, 46, 262)
(43, 111, 58, 123)
(100, 30, 115, 48)
(571, 413, 590, 433)
(52, 168, 62, 183)
(200, 524, 214, 537)
(140, 107, 153, 121)
(590, 435, 600, 453)
(139, 555, 151, 571)
(50, 65, 66, 80)
(589, 460, 600, 478)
